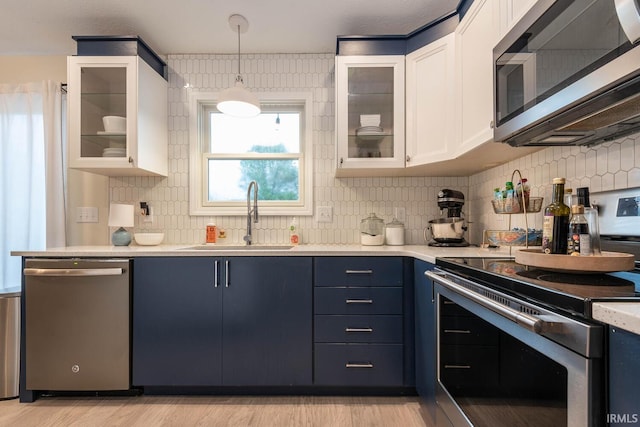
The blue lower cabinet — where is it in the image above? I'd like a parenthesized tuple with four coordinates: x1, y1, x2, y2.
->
(414, 260, 436, 423)
(133, 257, 223, 386)
(314, 287, 403, 315)
(314, 343, 404, 386)
(609, 327, 640, 426)
(132, 256, 312, 387)
(314, 315, 403, 343)
(312, 256, 411, 388)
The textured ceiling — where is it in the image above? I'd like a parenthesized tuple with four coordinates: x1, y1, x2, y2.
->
(0, 0, 459, 56)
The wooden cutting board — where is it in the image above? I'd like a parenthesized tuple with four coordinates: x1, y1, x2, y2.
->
(515, 249, 635, 273)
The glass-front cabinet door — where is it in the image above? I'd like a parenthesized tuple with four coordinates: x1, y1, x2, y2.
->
(68, 56, 167, 176)
(335, 56, 405, 172)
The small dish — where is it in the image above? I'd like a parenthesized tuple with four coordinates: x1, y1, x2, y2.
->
(134, 233, 165, 246)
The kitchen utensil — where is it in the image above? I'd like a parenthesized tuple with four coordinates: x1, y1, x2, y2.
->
(360, 213, 385, 245)
(102, 116, 126, 133)
(427, 217, 466, 243)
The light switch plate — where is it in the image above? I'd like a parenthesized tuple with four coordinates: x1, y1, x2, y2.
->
(76, 206, 98, 223)
(317, 206, 333, 223)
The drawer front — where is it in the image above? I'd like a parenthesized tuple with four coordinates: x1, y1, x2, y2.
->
(440, 315, 499, 346)
(314, 315, 403, 343)
(314, 343, 403, 386)
(314, 287, 403, 315)
(440, 297, 473, 317)
(440, 345, 499, 391)
(314, 257, 403, 287)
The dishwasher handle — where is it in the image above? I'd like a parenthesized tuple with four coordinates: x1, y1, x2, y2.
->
(426, 270, 544, 334)
(24, 267, 125, 277)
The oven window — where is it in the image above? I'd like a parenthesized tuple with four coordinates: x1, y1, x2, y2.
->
(439, 297, 568, 426)
(495, 0, 634, 126)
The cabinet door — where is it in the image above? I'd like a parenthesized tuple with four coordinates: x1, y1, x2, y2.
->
(132, 257, 223, 386)
(609, 327, 640, 425)
(222, 257, 312, 386)
(499, 0, 537, 35)
(414, 260, 436, 423)
(335, 55, 405, 171)
(406, 33, 456, 166)
(455, 0, 500, 156)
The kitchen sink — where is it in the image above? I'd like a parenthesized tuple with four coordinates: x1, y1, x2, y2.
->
(181, 245, 294, 251)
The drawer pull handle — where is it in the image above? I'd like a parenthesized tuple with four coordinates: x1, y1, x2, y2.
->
(443, 329, 471, 334)
(346, 299, 373, 304)
(444, 365, 471, 369)
(345, 269, 373, 275)
(346, 363, 374, 369)
(345, 328, 373, 333)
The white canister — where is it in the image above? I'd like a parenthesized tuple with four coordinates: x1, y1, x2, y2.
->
(385, 218, 405, 245)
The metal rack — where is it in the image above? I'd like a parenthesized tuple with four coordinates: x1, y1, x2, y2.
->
(483, 169, 542, 255)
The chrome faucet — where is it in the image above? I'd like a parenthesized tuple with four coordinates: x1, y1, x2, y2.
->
(243, 180, 259, 245)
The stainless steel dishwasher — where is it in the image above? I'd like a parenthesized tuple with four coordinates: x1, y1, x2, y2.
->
(24, 258, 130, 391)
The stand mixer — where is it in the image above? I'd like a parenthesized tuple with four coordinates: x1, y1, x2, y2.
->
(427, 189, 470, 247)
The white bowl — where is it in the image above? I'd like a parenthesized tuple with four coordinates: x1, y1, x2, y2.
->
(103, 116, 126, 133)
(134, 233, 165, 246)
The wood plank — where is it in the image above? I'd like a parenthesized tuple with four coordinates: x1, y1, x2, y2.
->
(0, 396, 428, 427)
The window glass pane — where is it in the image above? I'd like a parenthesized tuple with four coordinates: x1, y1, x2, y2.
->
(209, 112, 300, 154)
(207, 159, 300, 202)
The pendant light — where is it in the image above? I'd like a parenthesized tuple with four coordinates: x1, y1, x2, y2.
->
(217, 14, 261, 118)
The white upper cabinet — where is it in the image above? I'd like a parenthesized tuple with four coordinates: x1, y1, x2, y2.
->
(335, 55, 405, 172)
(454, 0, 501, 157)
(68, 56, 168, 176)
(405, 33, 456, 167)
(499, 0, 538, 35)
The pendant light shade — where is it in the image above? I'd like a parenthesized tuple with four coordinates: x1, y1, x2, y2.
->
(217, 14, 261, 118)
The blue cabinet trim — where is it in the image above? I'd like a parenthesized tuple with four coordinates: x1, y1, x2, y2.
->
(336, 0, 472, 55)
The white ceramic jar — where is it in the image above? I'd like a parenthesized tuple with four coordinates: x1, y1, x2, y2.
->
(385, 218, 405, 245)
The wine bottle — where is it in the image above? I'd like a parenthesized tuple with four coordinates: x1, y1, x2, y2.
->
(542, 178, 570, 254)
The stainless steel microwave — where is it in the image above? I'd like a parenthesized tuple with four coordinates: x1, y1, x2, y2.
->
(493, 0, 640, 147)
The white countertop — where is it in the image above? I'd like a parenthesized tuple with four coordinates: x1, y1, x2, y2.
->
(11, 243, 511, 264)
(593, 302, 640, 335)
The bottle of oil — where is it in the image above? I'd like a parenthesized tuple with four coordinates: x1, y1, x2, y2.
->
(542, 178, 570, 254)
(568, 204, 591, 256)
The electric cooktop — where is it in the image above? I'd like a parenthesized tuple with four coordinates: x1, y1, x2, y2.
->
(435, 257, 640, 319)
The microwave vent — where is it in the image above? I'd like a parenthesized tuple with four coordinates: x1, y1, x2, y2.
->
(560, 93, 640, 132)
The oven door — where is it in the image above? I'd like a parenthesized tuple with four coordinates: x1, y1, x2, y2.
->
(427, 270, 604, 427)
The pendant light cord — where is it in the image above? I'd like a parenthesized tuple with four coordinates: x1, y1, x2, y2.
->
(236, 24, 242, 83)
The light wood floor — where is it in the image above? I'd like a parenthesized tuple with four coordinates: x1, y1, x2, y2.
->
(0, 395, 429, 427)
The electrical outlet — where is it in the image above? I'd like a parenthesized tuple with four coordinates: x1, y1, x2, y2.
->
(142, 206, 154, 223)
(317, 206, 333, 223)
(394, 206, 406, 223)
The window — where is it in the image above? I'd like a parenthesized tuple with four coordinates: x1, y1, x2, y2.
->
(189, 92, 313, 216)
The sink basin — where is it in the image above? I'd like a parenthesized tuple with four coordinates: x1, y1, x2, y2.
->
(181, 245, 294, 251)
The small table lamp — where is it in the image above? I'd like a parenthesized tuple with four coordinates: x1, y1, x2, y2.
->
(108, 203, 134, 246)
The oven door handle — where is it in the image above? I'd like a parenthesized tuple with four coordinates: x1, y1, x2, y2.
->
(426, 271, 544, 334)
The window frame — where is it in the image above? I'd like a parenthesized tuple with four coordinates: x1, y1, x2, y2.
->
(189, 91, 313, 216)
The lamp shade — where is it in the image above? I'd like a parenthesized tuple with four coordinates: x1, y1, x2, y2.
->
(108, 203, 134, 227)
(217, 81, 261, 118)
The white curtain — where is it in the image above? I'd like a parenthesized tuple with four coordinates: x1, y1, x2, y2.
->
(0, 81, 66, 293)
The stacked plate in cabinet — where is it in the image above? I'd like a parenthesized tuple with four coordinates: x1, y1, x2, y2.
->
(102, 147, 126, 157)
(355, 126, 384, 140)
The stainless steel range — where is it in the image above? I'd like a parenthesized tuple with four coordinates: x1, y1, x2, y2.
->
(427, 187, 640, 427)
